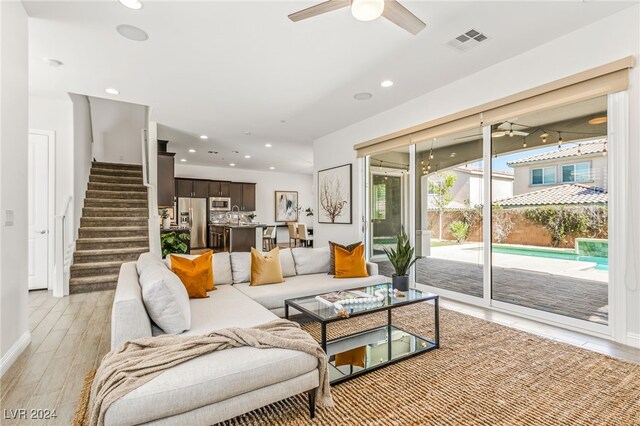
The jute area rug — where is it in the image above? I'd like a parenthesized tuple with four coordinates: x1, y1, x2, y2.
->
(74, 304, 640, 425)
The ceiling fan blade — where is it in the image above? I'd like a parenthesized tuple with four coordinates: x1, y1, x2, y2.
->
(382, 0, 426, 35)
(288, 0, 350, 22)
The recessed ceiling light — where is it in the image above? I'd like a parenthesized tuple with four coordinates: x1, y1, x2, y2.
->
(180, 158, 187, 162)
(105, 88, 120, 95)
(188, 149, 196, 153)
(244, 155, 251, 159)
(588, 116, 607, 125)
(229, 163, 236, 167)
(354, 92, 373, 101)
(265, 143, 272, 148)
(118, 0, 143, 10)
(116, 24, 148, 42)
(380, 80, 394, 88)
(44, 58, 63, 68)
(269, 166, 275, 170)
(199, 135, 208, 140)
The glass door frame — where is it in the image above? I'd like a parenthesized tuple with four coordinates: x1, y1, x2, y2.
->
(367, 92, 630, 343)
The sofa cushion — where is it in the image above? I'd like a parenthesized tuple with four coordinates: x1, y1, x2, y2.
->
(139, 264, 191, 334)
(250, 248, 284, 286)
(165, 252, 233, 285)
(105, 345, 317, 425)
(279, 248, 297, 277)
(170, 252, 213, 298)
(334, 244, 368, 279)
(230, 252, 251, 284)
(328, 241, 362, 275)
(234, 272, 389, 311)
(184, 285, 278, 336)
(292, 247, 330, 275)
(112, 262, 153, 350)
(136, 252, 164, 276)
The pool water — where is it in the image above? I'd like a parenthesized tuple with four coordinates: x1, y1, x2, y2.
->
(488, 245, 609, 271)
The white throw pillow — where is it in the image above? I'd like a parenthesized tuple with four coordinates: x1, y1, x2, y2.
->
(165, 252, 233, 285)
(139, 264, 191, 334)
(136, 252, 165, 276)
(292, 247, 330, 275)
(230, 252, 251, 284)
(277, 248, 297, 277)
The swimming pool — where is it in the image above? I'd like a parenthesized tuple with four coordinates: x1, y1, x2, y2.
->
(487, 245, 609, 271)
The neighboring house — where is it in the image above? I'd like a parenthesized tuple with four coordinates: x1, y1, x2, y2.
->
(426, 165, 514, 209)
(508, 139, 607, 196)
(495, 183, 607, 208)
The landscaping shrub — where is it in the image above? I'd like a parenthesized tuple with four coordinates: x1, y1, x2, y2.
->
(449, 221, 470, 243)
(524, 205, 607, 247)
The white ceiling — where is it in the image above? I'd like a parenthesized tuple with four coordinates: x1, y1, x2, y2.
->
(24, 1, 636, 174)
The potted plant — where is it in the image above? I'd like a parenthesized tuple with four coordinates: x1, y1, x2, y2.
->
(247, 213, 257, 223)
(305, 207, 314, 217)
(160, 208, 171, 229)
(160, 231, 190, 259)
(383, 228, 419, 291)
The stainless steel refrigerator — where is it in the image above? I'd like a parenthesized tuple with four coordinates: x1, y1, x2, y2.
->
(177, 198, 207, 249)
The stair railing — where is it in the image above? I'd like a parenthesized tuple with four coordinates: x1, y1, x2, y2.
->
(54, 196, 73, 297)
(141, 129, 161, 256)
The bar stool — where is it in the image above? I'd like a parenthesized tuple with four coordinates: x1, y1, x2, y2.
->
(263, 226, 277, 251)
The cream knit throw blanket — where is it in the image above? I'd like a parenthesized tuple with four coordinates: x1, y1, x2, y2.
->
(89, 319, 333, 426)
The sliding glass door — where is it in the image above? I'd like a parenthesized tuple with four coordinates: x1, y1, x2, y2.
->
(490, 96, 609, 326)
(366, 94, 612, 331)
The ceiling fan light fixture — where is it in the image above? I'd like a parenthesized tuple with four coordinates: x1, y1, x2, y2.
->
(351, 0, 384, 22)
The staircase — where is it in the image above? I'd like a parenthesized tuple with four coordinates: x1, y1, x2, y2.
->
(70, 162, 150, 293)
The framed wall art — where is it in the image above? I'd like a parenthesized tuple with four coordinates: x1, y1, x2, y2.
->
(275, 190, 299, 222)
(318, 163, 352, 224)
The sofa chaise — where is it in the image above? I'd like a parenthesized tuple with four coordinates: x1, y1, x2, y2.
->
(109, 247, 387, 425)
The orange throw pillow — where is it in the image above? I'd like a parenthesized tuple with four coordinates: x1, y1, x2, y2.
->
(250, 247, 284, 286)
(171, 251, 214, 298)
(334, 244, 368, 278)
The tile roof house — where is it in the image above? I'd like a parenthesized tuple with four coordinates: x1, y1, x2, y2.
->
(495, 183, 607, 207)
(507, 140, 608, 198)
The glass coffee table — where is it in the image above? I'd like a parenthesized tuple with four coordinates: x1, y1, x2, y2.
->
(285, 283, 439, 384)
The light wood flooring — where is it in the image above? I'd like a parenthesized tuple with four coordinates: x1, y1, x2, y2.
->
(0, 290, 114, 425)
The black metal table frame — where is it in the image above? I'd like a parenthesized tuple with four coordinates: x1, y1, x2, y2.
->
(285, 290, 439, 384)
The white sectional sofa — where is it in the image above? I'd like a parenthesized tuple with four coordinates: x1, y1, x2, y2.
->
(109, 247, 387, 425)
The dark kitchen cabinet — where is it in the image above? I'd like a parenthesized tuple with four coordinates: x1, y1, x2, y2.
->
(242, 183, 256, 212)
(157, 152, 175, 207)
(175, 178, 209, 198)
(192, 180, 208, 198)
(208, 180, 231, 197)
(229, 182, 256, 212)
(175, 178, 193, 198)
(229, 183, 243, 210)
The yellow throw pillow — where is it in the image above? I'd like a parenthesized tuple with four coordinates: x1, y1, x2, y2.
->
(171, 251, 214, 298)
(334, 244, 368, 279)
(250, 247, 285, 286)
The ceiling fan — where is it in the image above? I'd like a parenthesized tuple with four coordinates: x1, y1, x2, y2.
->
(492, 122, 529, 138)
(288, 0, 426, 35)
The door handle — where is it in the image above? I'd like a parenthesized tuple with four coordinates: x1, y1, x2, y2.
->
(37, 229, 47, 234)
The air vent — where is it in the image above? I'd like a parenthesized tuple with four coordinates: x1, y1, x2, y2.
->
(445, 29, 489, 53)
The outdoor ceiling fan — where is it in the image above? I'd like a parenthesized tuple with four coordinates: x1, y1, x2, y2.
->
(492, 122, 529, 138)
(288, 0, 426, 35)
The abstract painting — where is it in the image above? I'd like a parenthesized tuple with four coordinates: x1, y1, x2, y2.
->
(275, 191, 298, 222)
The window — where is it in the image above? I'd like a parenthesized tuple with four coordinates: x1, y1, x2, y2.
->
(562, 162, 591, 183)
(372, 183, 386, 220)
(531, 167, 556, 185)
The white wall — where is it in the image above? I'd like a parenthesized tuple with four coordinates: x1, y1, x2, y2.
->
(69, 94, 93, 240)
(29, 96, 74, 218)
(174, 164, 314, 242)
(313, 6, 639, 343)
(88, 97, 146, 165)
(0, 0, 30, 374)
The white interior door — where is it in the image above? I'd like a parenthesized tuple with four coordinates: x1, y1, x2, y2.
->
(28, 133, 49, 290)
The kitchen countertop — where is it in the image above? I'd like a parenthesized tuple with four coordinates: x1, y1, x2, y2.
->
(208, 223, 266, 229)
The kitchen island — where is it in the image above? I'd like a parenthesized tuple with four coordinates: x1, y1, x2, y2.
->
(208, 223, 265, 252)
